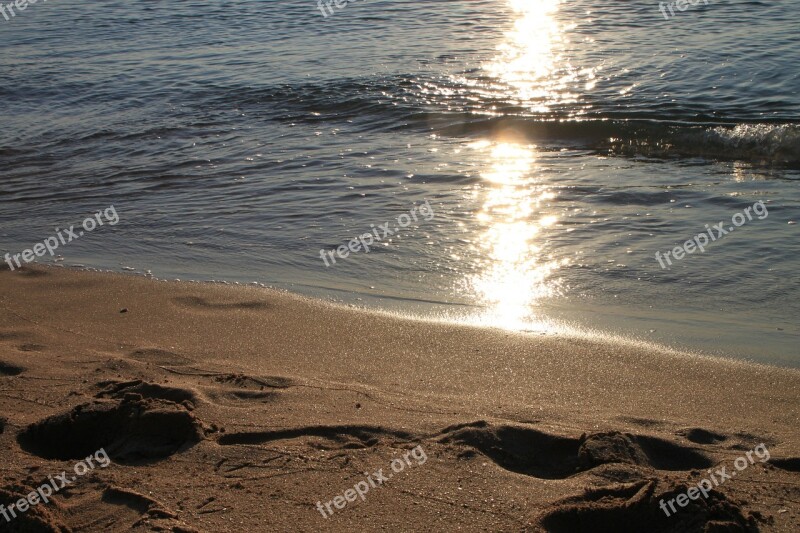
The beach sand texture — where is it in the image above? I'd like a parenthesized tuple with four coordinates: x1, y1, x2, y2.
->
(0, 265, 798, 532)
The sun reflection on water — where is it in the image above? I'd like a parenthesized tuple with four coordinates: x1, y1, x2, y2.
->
(462, 141, 567, 331)
(484, 0, 586, 113)
(455, 0, 578, 330)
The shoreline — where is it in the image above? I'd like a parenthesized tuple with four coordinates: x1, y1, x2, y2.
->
(15, 260, 800, 369)
(1, 264, 798, 531)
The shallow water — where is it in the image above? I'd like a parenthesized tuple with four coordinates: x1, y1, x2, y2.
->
(1, 0, 798, 365)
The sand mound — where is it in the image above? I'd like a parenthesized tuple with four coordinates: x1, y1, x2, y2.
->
(538, 480, 758, 533)
(578, 431, 713, 471)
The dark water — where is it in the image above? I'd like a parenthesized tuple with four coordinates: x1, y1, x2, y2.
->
(1, 0, 798, 365)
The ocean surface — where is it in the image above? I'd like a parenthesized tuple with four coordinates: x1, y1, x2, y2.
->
(1, 0, 798, 366)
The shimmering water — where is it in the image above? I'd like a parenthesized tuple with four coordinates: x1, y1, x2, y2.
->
(1, 0, 798, 365)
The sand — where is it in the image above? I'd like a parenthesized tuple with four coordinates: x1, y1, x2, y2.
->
(0, 264, 797, 532)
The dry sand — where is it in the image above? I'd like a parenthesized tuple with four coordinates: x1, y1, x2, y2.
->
(0, 264, 797, 532)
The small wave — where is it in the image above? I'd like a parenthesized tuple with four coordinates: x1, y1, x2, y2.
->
(34, 72, 795, 167)
(203, 73, 800, 165)
(694, 124, 800, 163)
(429, 115, 800, 165)
(604, 123, 800, 165)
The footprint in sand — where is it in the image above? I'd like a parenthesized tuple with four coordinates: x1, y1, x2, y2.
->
(0, 330, 31, 342)
(127, 348, 192, 367)
(95, 379, 198, 406)
(769, 457, 800, 472)
(0, 361, 25, 376)
(212, 373, 293, 389)
(17, 343, 46, 352)
(679, 427, 728, 445)
(438, 422, 712, 479)
(200, 387, 279, 407)
(0, 482, 183, 532)
(18, 393, 205, 461)
(200, 373, 294, 407)
(5, 266, 49, 277)
(172, 296, 271, 311)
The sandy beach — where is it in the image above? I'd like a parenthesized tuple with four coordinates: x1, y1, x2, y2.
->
(3, 0, 800, 530)
(0, 264, 796, 532)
